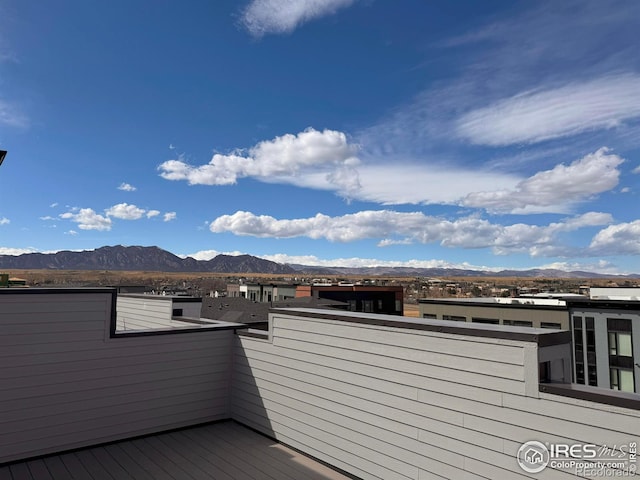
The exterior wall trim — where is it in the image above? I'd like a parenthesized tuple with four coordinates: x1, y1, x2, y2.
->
(270, 308, 572, 346)
(540, 383, 640, 410)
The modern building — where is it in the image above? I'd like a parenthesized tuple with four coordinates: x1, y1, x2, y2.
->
(418, 297, 571, 329)
(420, 296, 640, 394)
(227, 283, 298, 302)
(1, 288, 638, 479)
(566, 298, 640, 393)
(589, 287, 640, 301)
(227, 282, 404, 315)
(297, 283, 404, 315)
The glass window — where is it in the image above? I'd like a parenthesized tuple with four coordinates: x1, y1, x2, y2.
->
(611, 368, 635, 392)
(618, 333, 633, 357)
(471, 317, 499, 324)
(541, 322, 561, 329)
(504, 320, 533, 327)
(609, 332, 633, 357)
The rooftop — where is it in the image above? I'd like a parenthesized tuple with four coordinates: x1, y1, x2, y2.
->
(1, 288, 638, 478)
(0, 421, 351, 480)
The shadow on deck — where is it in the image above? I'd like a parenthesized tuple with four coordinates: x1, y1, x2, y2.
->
(0, 421, 354, 480)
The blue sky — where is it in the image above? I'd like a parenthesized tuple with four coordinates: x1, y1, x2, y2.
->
(1, 0, 640, 274)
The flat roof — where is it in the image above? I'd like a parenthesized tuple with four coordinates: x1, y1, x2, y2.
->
(270, 307, 571, 347)
(418, 297, 568, 309)
(118, 293, 202, 303)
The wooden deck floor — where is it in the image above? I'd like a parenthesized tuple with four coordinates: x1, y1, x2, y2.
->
(0, 421, 353, 480)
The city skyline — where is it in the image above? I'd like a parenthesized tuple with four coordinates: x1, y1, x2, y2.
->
(1, 1, 640, 274)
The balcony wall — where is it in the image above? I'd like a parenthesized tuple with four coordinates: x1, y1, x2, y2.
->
(232, 308, 640, 480)
(0, 289, 234, 464)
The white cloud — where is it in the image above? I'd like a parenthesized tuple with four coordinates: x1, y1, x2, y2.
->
(0, 247, 39, 256)
(377, 238, 413, 247)
(339, 162, 519, 205)
(536, 259, 621, 275)
(163, 212, 177, 222)
(182, 249, 246, 261)
(39, 216, 56, 221)
(159, 128, 359, 187)
(633, 165, 640, 174)
(209, 209, 610, 256)
(118, 182, 137, 192)
(462, 148, 624, 213)
(65, 230, 78, 236)
(240, 0, 356, 37)
(457, 74, 640, 146)
(60, 208, 112, 231)
(0, 217, 9, 225)
(50, 203, 59, 208)
(105, 203, 147, 220)
(0, 98, 28, 128)
(589, 220, 640, 255)
(159, 127, 527, 206)
(261, 252, 495, 270)
(146, 210, 160, 218)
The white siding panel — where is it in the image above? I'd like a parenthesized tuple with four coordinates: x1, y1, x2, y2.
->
(274, 316, 525, 365)
(273, 335, 526, 394)
(233, 311, 640, 480)
(0, 291, 234, 464)
(274, 327, 524, 380)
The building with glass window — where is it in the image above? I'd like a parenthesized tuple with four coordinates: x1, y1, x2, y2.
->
(418, 297, 571, 329)
(566, 299, 640, 393)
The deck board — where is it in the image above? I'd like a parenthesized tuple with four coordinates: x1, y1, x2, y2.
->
(24, 459, 53, 480)
(0, 421, 354, 480)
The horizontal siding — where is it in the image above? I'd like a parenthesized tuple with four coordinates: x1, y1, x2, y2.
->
(233, 312, 638, 480)
(116, 296, 173, 331)
(0, 292, 234, 464)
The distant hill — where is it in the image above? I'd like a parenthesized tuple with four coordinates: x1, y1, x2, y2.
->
(285, 265, 635, 279)
(0, 245, 296, 274)
(0, 245, 635, 278)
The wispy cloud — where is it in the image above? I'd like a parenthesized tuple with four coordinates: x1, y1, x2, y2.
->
(146, 210, 160, 218)
(457, 74, 640, 146)
(240, 0, 356, 37)
(163, 212, 177, 222)
(358, 1, 640, 160)
(462, 148, 624, 213)
(117, 182, 137, 192)
(0, 98, 28, 128)
(0, 217, 9, 226)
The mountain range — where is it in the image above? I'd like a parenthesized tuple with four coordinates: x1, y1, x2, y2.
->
(0, 245, 635, 278)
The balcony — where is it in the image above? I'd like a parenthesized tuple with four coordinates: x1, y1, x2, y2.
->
(1, 289, 638, 479)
